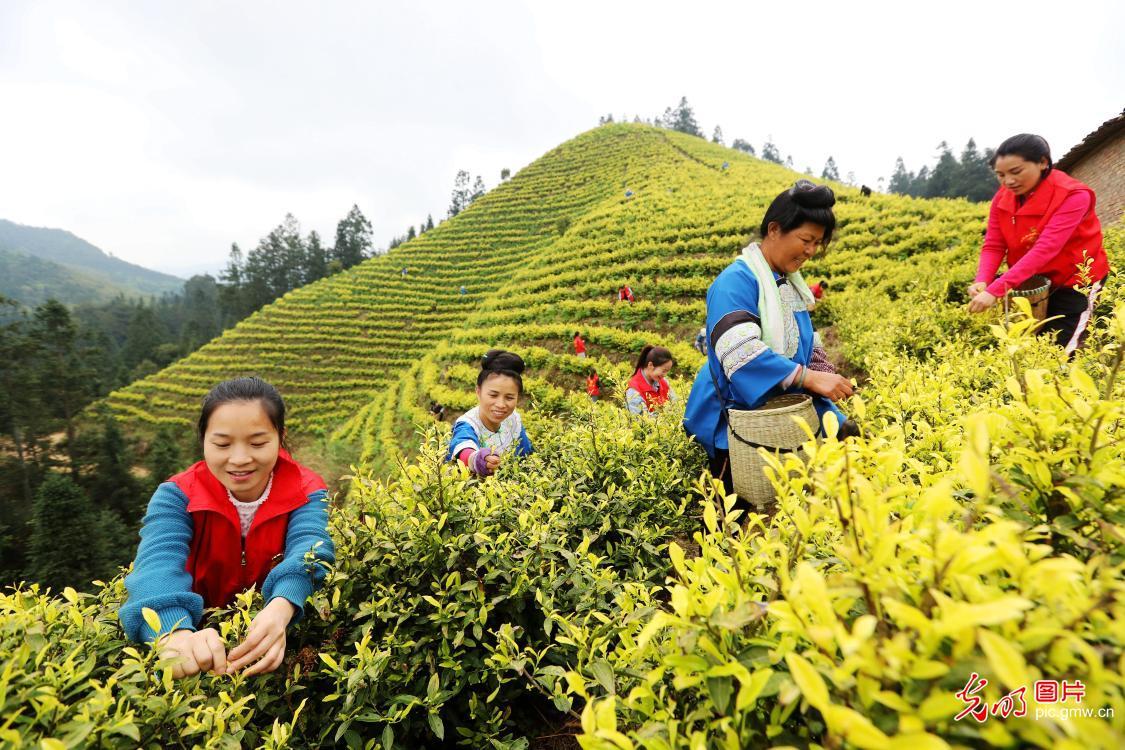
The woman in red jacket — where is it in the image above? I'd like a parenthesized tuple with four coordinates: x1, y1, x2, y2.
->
(967, 134, 1109, 353)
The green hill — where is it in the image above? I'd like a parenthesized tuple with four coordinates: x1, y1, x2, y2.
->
(0, 219, 183, 305)
(103, 123, 987, 463)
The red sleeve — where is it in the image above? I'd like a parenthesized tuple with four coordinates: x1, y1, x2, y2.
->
(986, 191, 1092, 297)
(457, 448, 474, 466)
(975, 200, 1007, 285)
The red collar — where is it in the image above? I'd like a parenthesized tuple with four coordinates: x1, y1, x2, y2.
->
(994, 169, 1061, 215)
(628, 369, 663, 395)
(174, 449, 312, 529)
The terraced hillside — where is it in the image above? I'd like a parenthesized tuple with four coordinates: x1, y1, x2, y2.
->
(103, 126, 672, 433)
(331, 125, 991, 468)
(108, 124, 991, 470)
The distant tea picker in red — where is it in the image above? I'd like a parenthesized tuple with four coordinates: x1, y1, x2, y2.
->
(967, 134, 1109, 354)
(586, 370, 600, 401)
(617, 284, 635, 303)
(573, 331, 587, 358)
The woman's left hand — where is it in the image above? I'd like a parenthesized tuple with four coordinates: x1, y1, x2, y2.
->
(225, 597, 297, 676)
(967, 290, 998, 313)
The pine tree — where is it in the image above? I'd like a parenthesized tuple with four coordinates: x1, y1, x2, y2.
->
(470, 175, 486, 204)
(821, 157, 840, 181)
(500, 168, 510, 181)
(925, 142, 958, 198)
(219, 243, 247, 323)
(121, 305, 166, 370)
(956, 138, 997, 202)
(448, 170, 471, 217)
(31, 301, 92, 476)
(180, 275, 221, 350)
(761, 139, 782, 164)
(304, 230, 328, 283)
(333, 205, 373, 269)
(146, 424, 182, 492)
(425, 214, 435, 232)
(0, 298, 40, 505)
(712, 125, 724, 145)
(278, 214, 307, 293)
(888, 157, 913, 195)
(912, 166, 931, 197)
(81, 409, 141, 519)
(406, 225, 416, 241)
(669, 97, 703, 137)
(27, 473, 112, 591)
(731, 139, 756, 156)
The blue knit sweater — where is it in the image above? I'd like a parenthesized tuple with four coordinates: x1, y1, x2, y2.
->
(118, 481, 335, 643)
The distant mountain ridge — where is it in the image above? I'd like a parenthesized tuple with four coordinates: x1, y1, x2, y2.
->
(0, 219, 183, 306)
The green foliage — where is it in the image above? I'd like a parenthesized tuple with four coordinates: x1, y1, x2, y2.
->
(822, 156, 841, 181)
(9, 126, 1120, 748)
(566, 297, 1125, 750)
(78, 408, 143, 520)
(660, 97, 703, 138)
(333, 205, 374, 270)
(145, 425, 184, 491)
(889, 139, 998, 202)
(0, 402, 704, 748)
(26, 474, 115, 591)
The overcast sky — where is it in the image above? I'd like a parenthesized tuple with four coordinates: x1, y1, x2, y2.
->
(1, 1, 1122, 278)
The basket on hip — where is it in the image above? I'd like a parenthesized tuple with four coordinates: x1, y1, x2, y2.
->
(1003, 274, 1050, 321)
(726, 393, 818, 506)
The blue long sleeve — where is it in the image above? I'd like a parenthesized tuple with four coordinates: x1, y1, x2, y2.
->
(516, 427, 534, 456)
(119, 483, 204, 643)
(262, 489, 335, 624)
(446, 420, 480, 461)
(708, 267, 805, 407)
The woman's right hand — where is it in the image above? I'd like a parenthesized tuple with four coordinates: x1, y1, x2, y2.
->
(967, 281, 988, 298)
(161, 628, 227, 678)
(804, 369, 854, 402)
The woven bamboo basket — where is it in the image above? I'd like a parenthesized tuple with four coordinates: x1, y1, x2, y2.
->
(727, 393, 817, 506)
(1003, 274, 1050, 321)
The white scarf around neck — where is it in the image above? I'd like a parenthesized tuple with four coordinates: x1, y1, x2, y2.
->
(738, 242, 815, 353)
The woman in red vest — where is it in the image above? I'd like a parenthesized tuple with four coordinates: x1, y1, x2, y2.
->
(625, 345, 676, 415)
(574, 331, 587, 358)
(968, 134, 1109, 353)
(586, 370, 601, 401)
(118, 377, 334, 679)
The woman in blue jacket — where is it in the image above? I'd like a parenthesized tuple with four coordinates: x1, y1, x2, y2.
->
(684, 180, 857, 493)
(118, 377, 334, 679)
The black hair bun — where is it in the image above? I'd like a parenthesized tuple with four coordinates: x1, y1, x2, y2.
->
(789, 179, 836, 209)
(482, 349, 526, 374)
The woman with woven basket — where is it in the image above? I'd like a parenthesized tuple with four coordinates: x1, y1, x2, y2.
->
(684, 180, 857, 496)
(967, 134, 1109, 354)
